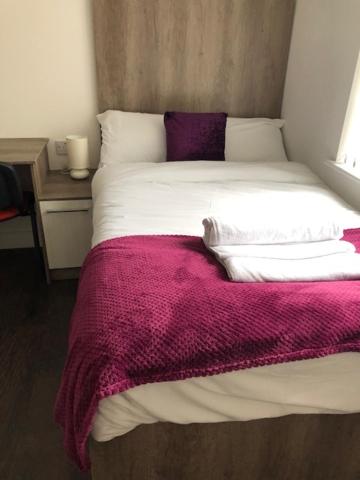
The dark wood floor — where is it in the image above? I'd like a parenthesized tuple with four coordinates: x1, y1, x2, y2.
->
(0, 249, 90, 480)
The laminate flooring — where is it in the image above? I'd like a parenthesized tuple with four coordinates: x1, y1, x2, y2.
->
(0, 249, 89, 480)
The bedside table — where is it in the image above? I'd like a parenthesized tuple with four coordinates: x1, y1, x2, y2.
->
(39, 170, 94, 282)
(0, 138, 94, 283)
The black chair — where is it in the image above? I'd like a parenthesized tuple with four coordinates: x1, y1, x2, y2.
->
(0, 163, 43, 269)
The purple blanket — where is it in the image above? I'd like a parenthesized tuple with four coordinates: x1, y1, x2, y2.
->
(55, 229, 360, 470)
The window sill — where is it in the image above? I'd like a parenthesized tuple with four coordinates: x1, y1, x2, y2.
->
(324, 160, 360, 182)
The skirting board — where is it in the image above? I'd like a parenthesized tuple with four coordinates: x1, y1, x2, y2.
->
(50, 268, 80, 281)
(89, 414, 360, 480)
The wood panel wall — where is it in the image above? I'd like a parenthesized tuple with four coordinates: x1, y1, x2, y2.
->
(93, 0, 296, 117)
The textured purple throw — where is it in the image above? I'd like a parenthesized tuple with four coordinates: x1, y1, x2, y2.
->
(55, 229, 360, 470)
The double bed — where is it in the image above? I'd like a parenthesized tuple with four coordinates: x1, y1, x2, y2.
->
(55, 2, 360, 477)
(91, 160, 360, 444)
(56, 156, 360, 479)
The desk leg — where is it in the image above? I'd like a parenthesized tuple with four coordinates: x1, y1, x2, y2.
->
(30, 157, 51, 284)
(34, 200, 51, 284)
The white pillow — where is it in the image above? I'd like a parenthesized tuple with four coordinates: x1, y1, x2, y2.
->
(225, 118, 288, 162)
(97, 110, 166, 164)
(97, 110, 287, 164)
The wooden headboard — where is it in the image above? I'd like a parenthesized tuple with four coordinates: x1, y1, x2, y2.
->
(93, 0, 295, 117)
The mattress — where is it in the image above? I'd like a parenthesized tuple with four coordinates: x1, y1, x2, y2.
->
(91, 160, 360, 442)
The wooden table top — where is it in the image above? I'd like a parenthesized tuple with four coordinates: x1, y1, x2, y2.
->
(0, 138, 49, 165)
(39, 169, 95, 201)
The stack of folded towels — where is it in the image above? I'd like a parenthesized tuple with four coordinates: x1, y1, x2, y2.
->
(202, 215, 360, 282)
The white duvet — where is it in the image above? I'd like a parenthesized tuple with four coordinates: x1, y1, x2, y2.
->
(91, 161, 360, 442)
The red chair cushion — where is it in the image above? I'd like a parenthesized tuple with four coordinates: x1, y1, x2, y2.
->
(0, 207, 19, 222)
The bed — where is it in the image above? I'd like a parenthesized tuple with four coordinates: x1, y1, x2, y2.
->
(90, 159, 360, 438)
(55, 156, 360, 479)
(55, 1, 360, 478)
(90, 159, 360, 439)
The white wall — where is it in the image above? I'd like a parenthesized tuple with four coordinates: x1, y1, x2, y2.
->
(0, 0, 100, 170)
(0, 0, 100, 248)
(282, 0, 360, 209)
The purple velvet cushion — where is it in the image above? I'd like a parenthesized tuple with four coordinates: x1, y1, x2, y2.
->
(164, 112, 227, 161)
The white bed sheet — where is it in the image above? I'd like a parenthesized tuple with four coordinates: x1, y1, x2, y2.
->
(91, 161, 360, 442)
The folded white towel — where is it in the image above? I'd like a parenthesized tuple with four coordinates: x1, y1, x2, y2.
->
(203, 216, 343, 247)
(223, 253, 360, 282)
(210, 240, 355, 261)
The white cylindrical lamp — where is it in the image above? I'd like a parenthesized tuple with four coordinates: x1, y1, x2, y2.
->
(66, 135, 90, 180)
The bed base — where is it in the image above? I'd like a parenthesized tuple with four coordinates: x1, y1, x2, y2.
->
(90, 413, 360, 480)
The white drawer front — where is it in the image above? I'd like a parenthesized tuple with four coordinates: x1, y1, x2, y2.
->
(40, 199, 93, 269)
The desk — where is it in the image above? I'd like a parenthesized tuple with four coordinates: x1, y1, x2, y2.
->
(0, 138, 94, 283)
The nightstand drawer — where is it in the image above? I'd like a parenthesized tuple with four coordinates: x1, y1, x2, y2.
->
(40, 199, 92, 269)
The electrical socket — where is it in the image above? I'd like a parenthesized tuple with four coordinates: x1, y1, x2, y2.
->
(55, 140, 67, 156)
